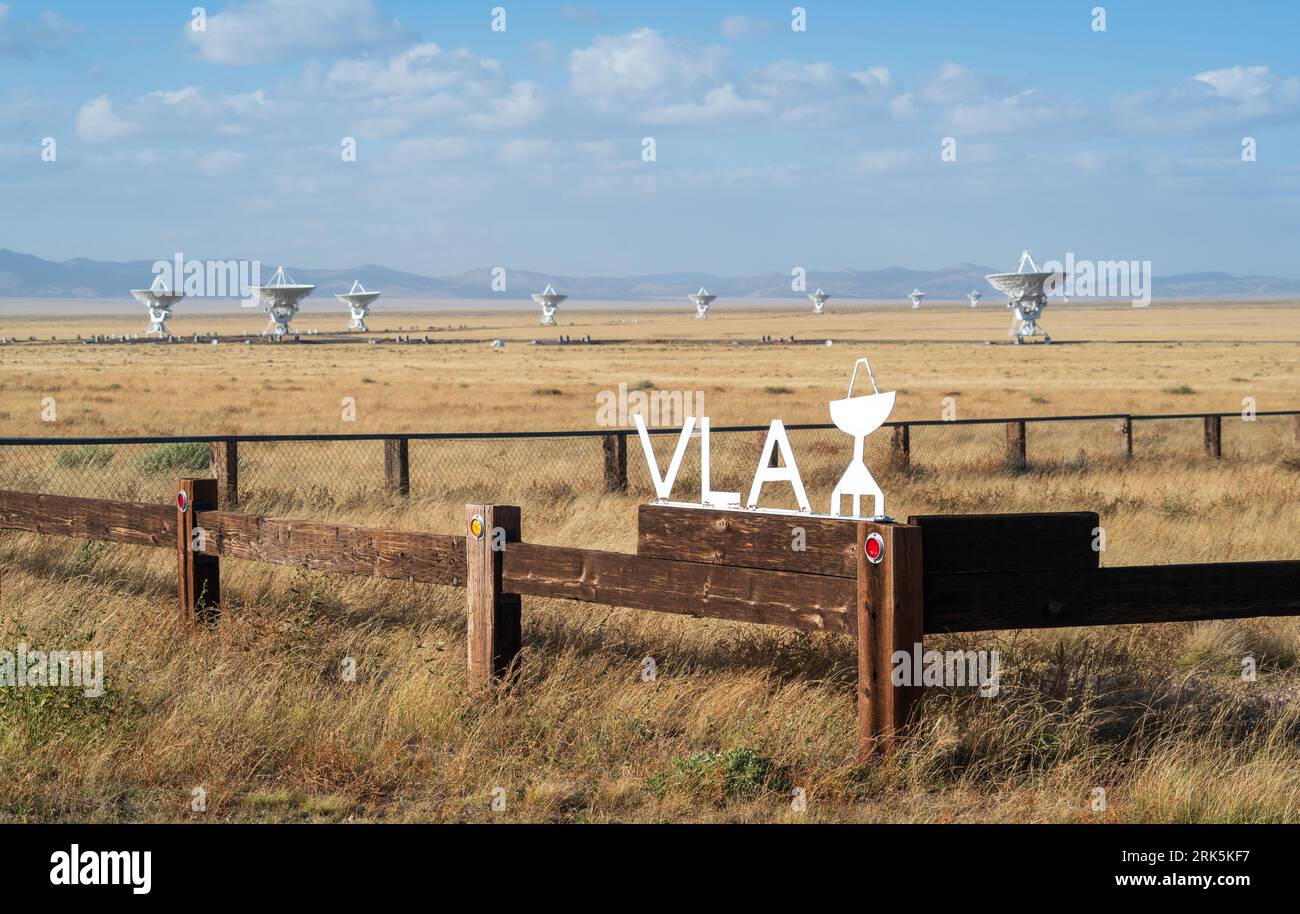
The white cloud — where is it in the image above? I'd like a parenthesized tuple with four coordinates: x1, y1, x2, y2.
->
(0, 3, 79, 58)
(184, 0, 406, 65)
(644, 84, 770, 125)
(326, 42, 505, 98)
(917, 61, 985, 106)
(568, 28, 727, 100)
(721, 15, 774, 41)
(75, 87, 274, 144)
(75, 96, 138, 143)
(942, 89, 1083, 135)
(1114, 65, 1300, 132)
(463, 81, 548, 129)
(319, 42, 541, 135)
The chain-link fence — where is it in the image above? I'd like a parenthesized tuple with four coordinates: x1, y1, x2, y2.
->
(2, 412, 1296, 519)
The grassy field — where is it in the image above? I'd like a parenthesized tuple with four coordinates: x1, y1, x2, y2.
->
(0, 301, 1298, 822)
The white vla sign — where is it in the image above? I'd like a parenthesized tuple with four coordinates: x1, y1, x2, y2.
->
(634, 358, 896, 519)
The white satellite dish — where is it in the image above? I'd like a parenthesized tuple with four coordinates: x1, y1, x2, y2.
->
(985, 250, 1054, 344)
(967, 290, 982, 309)
(809, 288, 830, 315)
(130, 276, 185, 337)
(335, 280, 382, 332)
(531, 284, 566, 326)
(250, 266, 315, 337)
(907, 288, 925, 309)
(688, 287, 716, 319)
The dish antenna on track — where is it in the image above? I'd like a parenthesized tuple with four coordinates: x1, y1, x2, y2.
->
(907, 288, 925, 309)
(688, 287, 716, 320)
(809, 288, 830, 315)
(966, 290, 982, 308)
(336, 280, 381, 332)
(250, 267, 315, 337)
(131, 276, 184, 337)
(985, 250, 1055, 344)
(532, 284, 565, 326)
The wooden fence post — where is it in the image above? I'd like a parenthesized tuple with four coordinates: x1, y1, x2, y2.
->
(1294, 414, 1300, 448)
(176, 477, 220, 622)
(384, 438, 410, 496)
(465, 504, 522, 689)
(1114, 416, 1133, 460)
(890, 424, 910, 469)
(1203, 415, 1222, 459)
(1005, 420, 1027, 470)
(602, 433, 627, 492)
(856, 522, 924, 757)
(209, 439, 238, 507)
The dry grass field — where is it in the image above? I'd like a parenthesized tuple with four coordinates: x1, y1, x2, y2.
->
(0, 301, 1298, 822)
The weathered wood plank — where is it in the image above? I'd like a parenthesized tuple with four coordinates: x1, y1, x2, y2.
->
(907, 512, 1100, 574)
(637, 504, 859, 578)
(384, 438, 410, 496)
(193, 510, 465, 586)
(210, 439, 239, 507)
(856, 522, 923, 757)
(1204, 415, 1223, 459)
(502, 541, 856, 633)
(466, 504, 521, 688)
(923, 561, 1300, 633)
(0, 490, 174, 547)
(601, 434, 627, 492)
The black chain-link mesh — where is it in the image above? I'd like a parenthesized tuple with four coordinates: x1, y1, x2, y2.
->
(2, 413, 1296, 520)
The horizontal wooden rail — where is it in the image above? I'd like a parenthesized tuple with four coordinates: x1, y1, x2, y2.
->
(0, 490, 174, 547)
(193, 510, 466, 587)
(924, 560, 1300, 633)
(501, 542, 856, 634)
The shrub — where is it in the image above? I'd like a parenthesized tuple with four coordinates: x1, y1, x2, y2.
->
(54, 445, 114, 469)
(136, 442, 211, 474)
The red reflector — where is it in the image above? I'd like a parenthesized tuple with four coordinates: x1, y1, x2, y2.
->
(864, 532, 884, 564)
(177, 491, 188, 512)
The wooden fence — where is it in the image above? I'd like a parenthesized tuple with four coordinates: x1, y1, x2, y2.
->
(1, 481, 1298, 755)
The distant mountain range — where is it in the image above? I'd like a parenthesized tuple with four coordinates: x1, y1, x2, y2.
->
(2, 249, 1298, 302)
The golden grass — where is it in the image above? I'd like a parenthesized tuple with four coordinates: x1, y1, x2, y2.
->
(0, 302, 1297, 822)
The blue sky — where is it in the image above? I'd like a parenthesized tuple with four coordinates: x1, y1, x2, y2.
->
(1, 0, 1298, 277)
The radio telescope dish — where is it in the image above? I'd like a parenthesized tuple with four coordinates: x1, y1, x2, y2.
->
(907, 288, 925, 309)
(251, 266, 315, 337)
(985, 250, 1055, 344)
(809, 288, 830, 315)
(688, 287, 716, 319)
(336, 280, 381, 332)
(130, 276, 185, 337)
(966, 290, 982, 308)
(531, 284, 566, 326)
